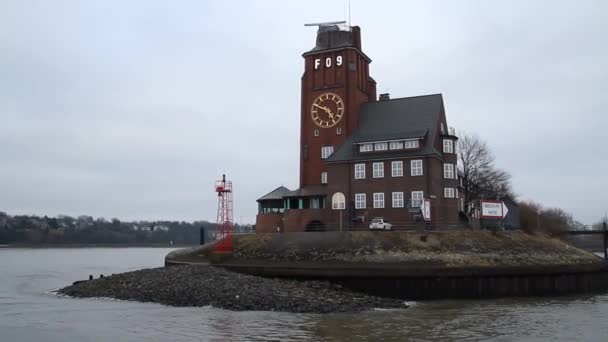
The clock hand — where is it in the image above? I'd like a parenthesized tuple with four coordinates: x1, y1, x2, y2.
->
(313, 103, 334, 118)
(313, 103, 329, 112)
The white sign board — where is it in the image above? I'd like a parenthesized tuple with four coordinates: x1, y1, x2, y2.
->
(480, 200, 509, 219)
(420, 199, 431, 221)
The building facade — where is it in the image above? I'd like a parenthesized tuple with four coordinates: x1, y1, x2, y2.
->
(256, 25, 464, 232)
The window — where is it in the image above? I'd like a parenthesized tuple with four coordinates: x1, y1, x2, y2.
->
(359, 144, 373, 152)
(411, 191, 424, 207)
(389, 141, 403, 150)
(332, 192, 346, 210)
(314, 129, 319, 137)
(411, 160, 423, 176)
(404, 140, 419, 149)
(321, 172, 327, 184)
(392, 192, 404, 208)
(310, 198, 320, 209)
(391, 161, 403, 177)
(373, 162, 384, 178)
(444, 188, 455, 198)
(355, 193, 366, 209)
(354, 163, 365, 179)
(443, 139, 454, 153)
(374, 142, 388, 151)
(321, 146, 334, 159)
(444, 163, 455, 179)
(336, 127, 342, 135)
(373, 193, 385, 208)
(440, 123, 445, 134)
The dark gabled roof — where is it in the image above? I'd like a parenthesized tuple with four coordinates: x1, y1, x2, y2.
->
(257, 186, 291, 202)
(326, 94, 445, 163)
(284, 185, 328, 198)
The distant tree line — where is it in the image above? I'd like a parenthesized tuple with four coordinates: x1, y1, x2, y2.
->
(0, 211, 253, 245)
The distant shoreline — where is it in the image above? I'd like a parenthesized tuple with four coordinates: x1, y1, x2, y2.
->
(0, 243, 196, 249)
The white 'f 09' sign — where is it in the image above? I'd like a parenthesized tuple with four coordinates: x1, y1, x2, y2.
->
(314, 55, 343, 70)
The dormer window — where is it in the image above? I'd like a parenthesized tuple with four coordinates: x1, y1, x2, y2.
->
(360, 144, 373, 152)
(374, 142, 388, 151)
(404, 140, 419, 149)
(389, 141, 403, 150)
(359, 138, 420, 153)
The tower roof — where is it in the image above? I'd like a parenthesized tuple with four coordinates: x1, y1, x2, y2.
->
(302, 26, 370, 62)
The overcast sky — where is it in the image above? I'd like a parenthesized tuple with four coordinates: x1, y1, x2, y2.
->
(1, 0, 607, 224)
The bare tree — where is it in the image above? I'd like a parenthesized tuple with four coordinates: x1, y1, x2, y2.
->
(457, 132, 513, 216)
(519, 200, 575, 235)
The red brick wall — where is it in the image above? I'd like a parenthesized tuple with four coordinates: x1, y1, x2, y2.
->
(255, 213, 283, 233)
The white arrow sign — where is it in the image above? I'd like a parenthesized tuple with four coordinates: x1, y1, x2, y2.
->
(481, 200, 508, 219)
(501, 202, 509, 219)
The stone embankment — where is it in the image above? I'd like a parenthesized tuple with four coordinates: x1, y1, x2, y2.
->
(58, 265, 407, 313)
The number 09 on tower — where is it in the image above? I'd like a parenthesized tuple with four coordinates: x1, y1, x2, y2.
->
(314, 55, 343, 70)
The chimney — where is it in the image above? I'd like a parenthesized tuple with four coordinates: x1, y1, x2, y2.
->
(351, 26, 362, 50)
(379, 93, 390, 101)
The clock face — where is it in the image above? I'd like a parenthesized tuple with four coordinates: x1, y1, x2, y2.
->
(311, 92, 344, 128)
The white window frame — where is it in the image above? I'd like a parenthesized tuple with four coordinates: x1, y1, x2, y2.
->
(372, 162, 384, 178)
(444, 163, 455, 179)
(389, 141, 403, 150)
(411, 160, 423, 176)
(392, 192, 404, 208)
(444, 188, 455, 198)
(391, 161, 403, 177)
(373, 192, 385, 208)
(336, 127, 342, 135)
(374, 142, 388, 151)
(313, 129, 319, 137)
(355, 193, 366, 209)
(359, 144, 373, 152)
(321, 172, 328, 184)
(332, 192, 346, 210)
(443, 139, 454, 153)
(404, 140, 419, 149)
(411, 191, 424, 207)
(354, 163, 366, 179)
(321, 146, 334, 159)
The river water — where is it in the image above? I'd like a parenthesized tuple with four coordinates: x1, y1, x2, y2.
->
(1, 248, 607, 341)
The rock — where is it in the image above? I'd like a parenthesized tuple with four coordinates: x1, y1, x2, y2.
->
(58, 265, 406, 314)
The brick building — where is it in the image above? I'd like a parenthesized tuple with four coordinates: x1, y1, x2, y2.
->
(256, 25, 464, 232)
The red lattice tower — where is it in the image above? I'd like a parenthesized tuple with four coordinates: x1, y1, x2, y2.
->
(214, 174, 233, 252)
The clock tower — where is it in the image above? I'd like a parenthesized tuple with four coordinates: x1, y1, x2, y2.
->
(300, 25, 377, 187)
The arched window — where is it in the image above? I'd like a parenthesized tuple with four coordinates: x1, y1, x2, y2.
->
(332, 192, 346, 210)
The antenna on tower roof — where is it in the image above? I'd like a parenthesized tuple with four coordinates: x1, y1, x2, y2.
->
(348, 0, 351, 27)
(304, 20, 347, 27)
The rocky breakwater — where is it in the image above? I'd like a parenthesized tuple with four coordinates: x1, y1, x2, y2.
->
(58, 265, 408, 313)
